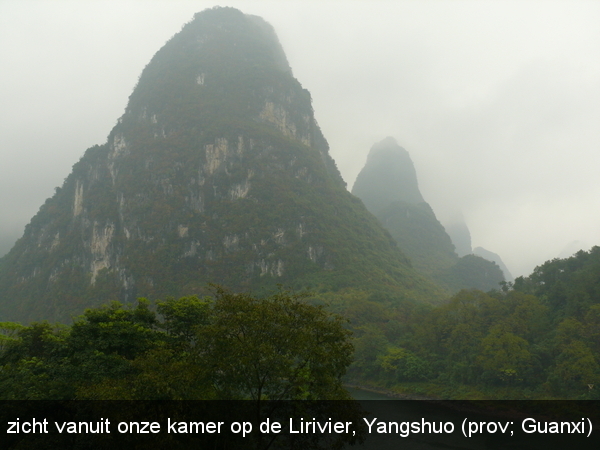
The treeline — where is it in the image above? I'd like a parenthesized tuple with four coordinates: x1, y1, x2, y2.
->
(2, 248, 599, 400)
(347, 247, 600, 399)
(0, 287, 352, 400)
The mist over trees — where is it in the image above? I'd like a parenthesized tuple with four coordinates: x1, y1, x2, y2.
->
(0, 6, 598, 402)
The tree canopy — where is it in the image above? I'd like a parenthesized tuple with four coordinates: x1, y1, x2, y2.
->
(0, 287, 353, 401)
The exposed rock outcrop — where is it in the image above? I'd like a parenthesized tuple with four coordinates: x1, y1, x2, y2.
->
(0, 8, 441, 323)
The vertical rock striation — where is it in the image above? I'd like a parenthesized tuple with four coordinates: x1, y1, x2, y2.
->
(0, 8, 441, 323)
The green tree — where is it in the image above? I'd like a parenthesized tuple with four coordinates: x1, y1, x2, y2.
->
(583, 304, 600, 354)
(445, 322, 484, 384)
(349, 324, 389, 379)
(478, 324, 532, 385)
(547, 340, 599, 395)
(156, 295, 211, 344)
(545, 317, 600, 395)
(66, 299, 163, 397)
(0, 322, 72, 399)
(377, 346, 430, 382)
(68, 299, 160, 360)
(197, 287, 353, 400)
(0, 322, 23, 353)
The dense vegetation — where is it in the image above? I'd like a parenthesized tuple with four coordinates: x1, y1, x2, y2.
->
(0, 8, 597, 403)
(0, 287, 353, 401)
(2, 248, 599, 400)
(346, 247, 600, 399)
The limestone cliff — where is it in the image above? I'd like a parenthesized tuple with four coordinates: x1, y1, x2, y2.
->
(0, 8, 441, 323)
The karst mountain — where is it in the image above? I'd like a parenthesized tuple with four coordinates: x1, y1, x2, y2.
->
(0, 7, 442, 323)
(352, 137, 505, 292)
(444, 213, 513, 281)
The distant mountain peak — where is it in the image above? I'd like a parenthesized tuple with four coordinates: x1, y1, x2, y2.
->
(352, 137, 424, 214)
(473, 246, 514, 282)
(352, 137, 505, 293)
(367, 136, 401, 156)
(0, 10, 441, 323)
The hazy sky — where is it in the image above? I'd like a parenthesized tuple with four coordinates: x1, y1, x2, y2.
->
(1, 0, 599, 277)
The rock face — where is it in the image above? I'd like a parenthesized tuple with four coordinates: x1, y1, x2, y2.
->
(352, 137, 504, 292)
(0, 8, 440, 323)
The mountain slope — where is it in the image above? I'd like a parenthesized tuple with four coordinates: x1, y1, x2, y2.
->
(473, 246, 513, 282)
(352, 137, 504, 292)
(0, 8, 442, 323)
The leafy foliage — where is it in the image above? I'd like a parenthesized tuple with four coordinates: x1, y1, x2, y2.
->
(197, 286, 353, 400)
(346, 247, 600, 399)
(0, 288, 353, 401)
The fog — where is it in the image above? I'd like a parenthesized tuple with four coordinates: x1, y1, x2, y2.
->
(1, 0, 599, 277)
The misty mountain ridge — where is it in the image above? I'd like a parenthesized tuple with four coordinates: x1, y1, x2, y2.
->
(351, 136, 424, 213)
(352, 137, 505, 292)
(558, 240, 591, 259)
(443, 214, 513, 282)
(2, 5, 599, 404)
(444, 219, 472, 257)
(0, 7, 443, 323)
(473, 246, 513, 282)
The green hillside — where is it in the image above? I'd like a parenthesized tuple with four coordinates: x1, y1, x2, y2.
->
(0, 7, 443, 323)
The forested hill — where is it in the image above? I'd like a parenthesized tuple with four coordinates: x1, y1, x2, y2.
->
(512, 246, 600, 322)
(0, 7, 443, 324)
(347, 246, 600, 399)
(352, 137, 504, 292)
